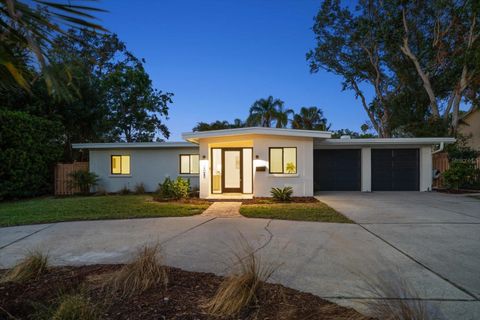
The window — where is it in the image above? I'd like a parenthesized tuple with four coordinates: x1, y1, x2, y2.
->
(180, 154, 199, 174)
(269, 147, 297, 174)
(111, 155, 130, 175)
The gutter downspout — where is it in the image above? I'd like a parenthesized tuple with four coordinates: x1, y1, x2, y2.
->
(432, 142, 445, 154)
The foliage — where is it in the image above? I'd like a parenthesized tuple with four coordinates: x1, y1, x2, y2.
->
(0, 0, 106, 96)
(52, 294, 98, 320)
(292, 106, 329, 130)
(443, 161, 480, 190)
(308, 0, 480, 137)
(68, 170, 99, 195)
(270, 186, 293, 202)
(119, 185, 131, 195)
(0, 109, 63, 199)
(103, 244, 168, 298)
(134, 183, 146, 194)
(247, 96, 286, 127)
(205, 236, 276, 316)
(193, 119, 245, 131)
(285, 162, 296, 173)
(331, 128, 377, 139)
(157, 177, 191, 200)
(2, 250, 49, 283)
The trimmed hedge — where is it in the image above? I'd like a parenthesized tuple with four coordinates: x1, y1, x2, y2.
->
(0, 109, 63, 199)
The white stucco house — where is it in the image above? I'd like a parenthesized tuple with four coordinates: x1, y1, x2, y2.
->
(72, 127, 455, 199)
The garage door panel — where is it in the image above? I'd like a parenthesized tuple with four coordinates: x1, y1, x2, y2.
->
(372, 149, 419, 191)
(314, 149, 361, 191)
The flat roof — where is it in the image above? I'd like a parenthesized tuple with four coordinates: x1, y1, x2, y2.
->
(314, 137, 456, 147)
(182, 127, 332, 143)
(72, 142, 197, 149)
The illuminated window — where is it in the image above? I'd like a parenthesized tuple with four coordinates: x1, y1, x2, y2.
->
(269, 147, 297, 174)
(180, 154, 199, 174)
(111, 155, 130, 175)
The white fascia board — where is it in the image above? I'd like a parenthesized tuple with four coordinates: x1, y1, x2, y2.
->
(71, 142, 198, 149)
(314, 137, 456, 147)
(182, 127, 332, 143)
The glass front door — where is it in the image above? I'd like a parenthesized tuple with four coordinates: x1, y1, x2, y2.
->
(222, 149, 242, 193)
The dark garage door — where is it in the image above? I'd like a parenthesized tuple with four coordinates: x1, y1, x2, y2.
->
(372, 149, 419, 191)
(314, 149, 361, 191)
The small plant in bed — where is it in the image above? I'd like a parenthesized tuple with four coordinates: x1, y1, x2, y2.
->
(68, 170, 99, 195)
(1, 250, 49, 283)
(270, 186, 293, 202)
(155, 177, 190, 201)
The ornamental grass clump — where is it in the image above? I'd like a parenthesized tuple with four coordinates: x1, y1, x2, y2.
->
(2, 250, 49, 283)
(52, 294, 98, 320)
(103, 244, 168, 298)
(205, 237, 277, 316)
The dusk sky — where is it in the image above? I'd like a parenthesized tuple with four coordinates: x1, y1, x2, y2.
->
(99, 0, 369, 140)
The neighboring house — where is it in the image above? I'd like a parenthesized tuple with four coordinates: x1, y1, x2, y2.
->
(458, 107, 480, 150)
(72, 127, 455, 198)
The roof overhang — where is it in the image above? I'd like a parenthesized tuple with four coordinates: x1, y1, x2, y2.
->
(182, 127, 332, 143)
(71, 142, 197, 149)
(314, 137, 456, 148)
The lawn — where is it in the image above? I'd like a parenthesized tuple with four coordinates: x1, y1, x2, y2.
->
(240, 201, 353, 223)
(0, 195, 210, 227)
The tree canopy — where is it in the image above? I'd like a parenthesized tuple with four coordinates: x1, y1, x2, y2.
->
(308, 0, 480, 137)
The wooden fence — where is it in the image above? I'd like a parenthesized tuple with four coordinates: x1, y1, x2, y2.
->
(54, 162, 89, 195)
(432, 153, 480, 188)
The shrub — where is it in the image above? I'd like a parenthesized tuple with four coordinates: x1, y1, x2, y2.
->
(157, 177, 190, 200)
(103, 244, 168, 298)
(52, 294, 98, 320)
(68, 170, 99, 195)
(0, 109, 63, 200)
(204, 236, 277, 316)
(443, 160, 480, 190)
(134, 182, 146, 194)
(2, 250, 49, 283)
(270, 186, 293, 202)
(119, 185, 131, 195)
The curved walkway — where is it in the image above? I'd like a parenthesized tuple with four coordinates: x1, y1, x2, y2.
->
(1, 192, 479, 319)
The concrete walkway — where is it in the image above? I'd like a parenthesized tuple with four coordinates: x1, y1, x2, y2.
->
(201, 201, 242, 218)
(1, 192, 479, 319)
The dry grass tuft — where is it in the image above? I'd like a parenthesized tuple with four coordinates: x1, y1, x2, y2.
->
(1, 250, 48, 283)
(103, 244, 168, 298)
(52, 294, 98, 320)
(204, 236, 277, 316)
(361, 272, 441, 320)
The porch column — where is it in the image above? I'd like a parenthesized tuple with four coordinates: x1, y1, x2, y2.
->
(361, 147, 371, 192)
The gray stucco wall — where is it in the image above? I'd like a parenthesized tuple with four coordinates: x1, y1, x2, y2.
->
(89, 148, 200, 193)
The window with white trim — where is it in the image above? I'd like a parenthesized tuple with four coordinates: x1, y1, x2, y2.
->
(180, 154, 200, 174)
(269, 147, 297, 174)
(111, 155, 130, 175)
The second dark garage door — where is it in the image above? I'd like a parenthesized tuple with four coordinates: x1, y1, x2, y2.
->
(314, 149, 361, 191)
(371, 149, 419, 191)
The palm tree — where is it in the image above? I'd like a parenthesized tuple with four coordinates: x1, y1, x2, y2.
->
(275, 105, 294, 128)
(292, 106, 329, 130)
(247, 96, 284, 127)
(1, 0, 106, 95)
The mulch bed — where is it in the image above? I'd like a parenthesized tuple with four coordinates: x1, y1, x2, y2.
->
(434, 188, 480, 194)
(0, 265, 370, 320)
(241, 197, 319, 204)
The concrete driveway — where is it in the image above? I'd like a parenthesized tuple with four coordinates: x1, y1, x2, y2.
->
(1, 192, 480, 319)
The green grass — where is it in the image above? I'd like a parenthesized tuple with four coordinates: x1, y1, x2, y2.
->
(240, 202, 353, 223)
(0, 195, 210, 227)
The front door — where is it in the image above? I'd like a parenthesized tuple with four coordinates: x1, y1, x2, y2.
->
(222, 149, 242, 193)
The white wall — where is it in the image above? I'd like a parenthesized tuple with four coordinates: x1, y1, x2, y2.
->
(253, 136, 313, 197)
(419, 146, 433, 192)
(89, 148, 199, 193)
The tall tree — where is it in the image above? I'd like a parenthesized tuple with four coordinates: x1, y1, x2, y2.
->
(247, 96, 285, 127)
(275, 105, 294, 128)
(192, 118, 245, 131)
(104, 59, 172, 142)
(292, 106, 329, 130)
(0, 0, 106, 96)
(308, 0, 480, 137)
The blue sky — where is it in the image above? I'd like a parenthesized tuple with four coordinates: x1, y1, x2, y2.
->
(99, 0, 368, 140)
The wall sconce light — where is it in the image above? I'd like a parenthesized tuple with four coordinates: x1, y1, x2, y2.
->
(255, 155, 259, 159)
(202, 155, 206, 159)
